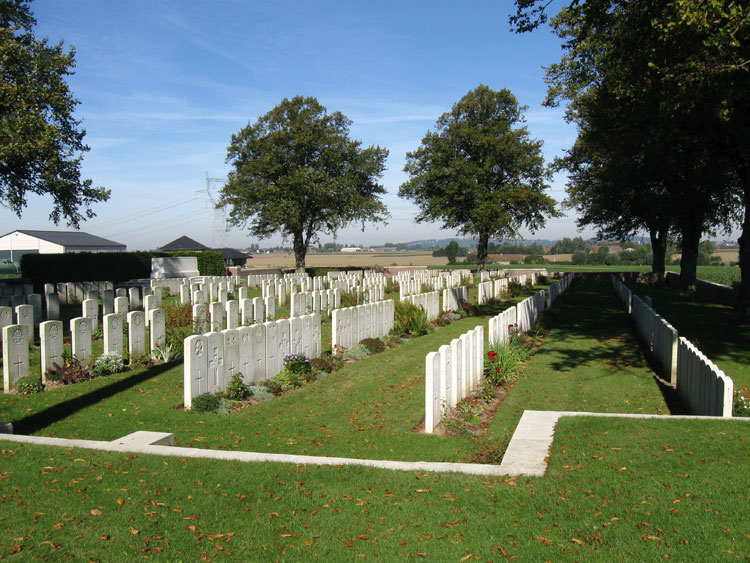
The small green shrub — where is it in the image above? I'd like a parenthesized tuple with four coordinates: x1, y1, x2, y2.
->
(310, 356, 337, 373)
(92, 353, 125, 377)
(283, 353, 312, 376)
(46, 352, 90, 385)
(360, 338, 385, 354)
(393, 300, 429, 337)
(478, 378, 496, 401)
(226, 373, 251, 400)
(16, 376, 43, 394)
(191, 393, 221, 413)
(261, 378, 284, 396)
(734, 391, 750, 417)
(339, 290, 360, 308)
(343, 343, 371, 360)
(248, 385, 273, 402)
(485, 340, 527, 386)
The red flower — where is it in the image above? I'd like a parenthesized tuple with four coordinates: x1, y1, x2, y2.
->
(495, 367, 500, 372)
(490, 357, 495, 363)
(488, 351, 497, 357)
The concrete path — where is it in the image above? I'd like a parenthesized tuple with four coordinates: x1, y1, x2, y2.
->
(2, 412, 747, 478)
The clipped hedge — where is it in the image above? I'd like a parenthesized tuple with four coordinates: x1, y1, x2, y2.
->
(21, 250, 225, 290)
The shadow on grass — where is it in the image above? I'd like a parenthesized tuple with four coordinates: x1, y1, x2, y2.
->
(14, 361, 176, 435)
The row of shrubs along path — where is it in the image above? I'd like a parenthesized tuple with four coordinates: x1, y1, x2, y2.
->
(2, 277, 671, 466)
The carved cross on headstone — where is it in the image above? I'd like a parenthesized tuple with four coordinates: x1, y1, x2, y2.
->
(208, 345, 223, 387)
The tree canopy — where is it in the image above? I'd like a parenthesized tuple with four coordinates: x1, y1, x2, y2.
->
(219, 96, 389, 272)
(0, 0, 109, 226)
(514, 0, 746, 297)
(398, 85, 557, 271)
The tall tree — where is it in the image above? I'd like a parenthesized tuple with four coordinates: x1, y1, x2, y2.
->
(398, 85, 556, 272)
(0, 0, 109, 226)
(219, 96, 389, 272)
(514, 0, 743, 294)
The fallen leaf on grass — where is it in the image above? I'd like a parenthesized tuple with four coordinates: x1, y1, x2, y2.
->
(536, 536, 553, 545)
(490, 544, 510, 556)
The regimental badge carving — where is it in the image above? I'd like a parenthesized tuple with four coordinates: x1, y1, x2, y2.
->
(12, 327, 23, 343)
(195, 339, 204, 356)
(80, 321, 88, 334)
(49, 324, 59, 339)
(134, 313, 142, 327)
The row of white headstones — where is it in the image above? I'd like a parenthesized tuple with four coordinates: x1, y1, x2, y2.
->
(183, 313, 323, 408)
(2, 308, 166, 393)
(424, 274, 575, 433)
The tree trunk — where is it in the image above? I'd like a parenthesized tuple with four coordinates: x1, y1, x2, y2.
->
(679, 220, 701, 294)
(735, 162, 750, 321)
(649, 227, 668, 285)
(292, 231, 307, 273)
(476, 232, 489, 272)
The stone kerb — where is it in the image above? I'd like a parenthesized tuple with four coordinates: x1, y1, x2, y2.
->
(183, 314, 322, 408)
(677, 337, 733, 417)
(424, 325, 484, 434)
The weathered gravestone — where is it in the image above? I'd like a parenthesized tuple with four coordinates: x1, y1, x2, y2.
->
(103, 313, 124, 356)
(127, 311, 146, 358)
(3, 324, 29, 392)
(70, 317, 92, 365)
(15, 304, 34, 345)
(149, 308, 166, 351)
(184, 334, 208, 408)
(40, 320, 63, 382)
(82, 298, 98, 332)
(46, 292, 60, 321)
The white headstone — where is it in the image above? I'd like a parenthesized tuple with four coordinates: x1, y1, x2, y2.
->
(210, 301, 224, 332)
(301, 314, 312, 358)
(222, 328, 240, 382)
(27, 293, 42, 326)
(438, 344, 452, 416)
(225, 300, 239, 329)
(103, 313, 124, 357)
(250, 323, 266, 383)
(238, 325, 253, 383)
(0, 306, 12, 344)
(265, 295, 275, 321)
(206, 331, 225, 393)
(149, 308, 166, 351)
(264, 321, 280, 378)
(71, 316, 92, 365)
(253, 297, 265, 323)
(128, 287, 140, 311)
(424, 351, 441, 434)
(127, 311, 146, 359)
(184, 334, 208, 408)
(102, 289, 115, 316)
(192, 304, 207, 333)
(15, 304, 34, 345)
(114, 296, 129, 316)
(2, 324, 29, 392)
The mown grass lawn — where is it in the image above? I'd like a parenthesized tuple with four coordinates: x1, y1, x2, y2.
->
(3, 276, 746, 559)
(628, 282, 750, 395)
(1, 415, 747, 560)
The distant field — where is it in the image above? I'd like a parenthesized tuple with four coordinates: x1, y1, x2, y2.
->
(244, 251, 449, 269)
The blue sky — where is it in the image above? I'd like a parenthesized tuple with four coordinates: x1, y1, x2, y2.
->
(3, 0, 594, 250)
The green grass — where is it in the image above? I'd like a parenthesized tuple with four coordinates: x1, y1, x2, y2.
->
(482, 279, 671, 458)
(0, 415, 747, 560)
(628, 283, 750, 393)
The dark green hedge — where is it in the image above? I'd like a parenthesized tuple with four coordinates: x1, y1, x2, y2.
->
(21, 250, 225, 290)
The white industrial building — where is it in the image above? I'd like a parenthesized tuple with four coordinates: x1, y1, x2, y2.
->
(0, 230, 126, 261)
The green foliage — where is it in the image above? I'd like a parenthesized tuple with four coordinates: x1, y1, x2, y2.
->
(247, 385, 273, 402)
(393, 300, 429, 337)
(310, 356, 339, 374)
(550, 236, 589, 254)
(342, 343, 371, 361)
(0, 0, 110, 226)
(282, 353, 312, 376)
(45, 351, 89, 384)
(220, 95, 389, 271)
(733, 391, 750, 418)
(226, 373, 251, 401)
(399, 84, 556, 270)
(485, 327, 535, 386)
(191, 393, 221, 413)
(92, 353, 124, 377)
(15, 376, 42, 394)
(360, 337, 385, 354)
(445, 240, 460, 264)
(338, 290, 359, 308)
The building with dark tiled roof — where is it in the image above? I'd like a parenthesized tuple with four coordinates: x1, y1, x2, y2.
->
(0, 230, 126, 261)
